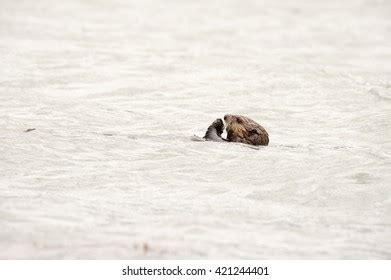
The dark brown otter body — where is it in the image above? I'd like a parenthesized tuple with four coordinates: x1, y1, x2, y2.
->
(203, 119, 227, 142)
(224, 114, 269, 146)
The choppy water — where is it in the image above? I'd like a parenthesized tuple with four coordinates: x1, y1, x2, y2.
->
(1, 0, 391, 259)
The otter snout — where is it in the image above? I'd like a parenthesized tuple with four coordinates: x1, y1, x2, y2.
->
(223, 114, 233, 126)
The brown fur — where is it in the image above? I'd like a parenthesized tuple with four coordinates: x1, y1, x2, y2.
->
(224, 114, 269, 146)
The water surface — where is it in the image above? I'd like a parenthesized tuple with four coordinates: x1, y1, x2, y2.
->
(0, 0, 390, 259)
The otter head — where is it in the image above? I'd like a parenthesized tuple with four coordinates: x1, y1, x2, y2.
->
(211, 118, 225, 136)
(224, 114, 242, 127)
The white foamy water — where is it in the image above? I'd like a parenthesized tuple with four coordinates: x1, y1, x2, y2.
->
(1, 0, 390, 259)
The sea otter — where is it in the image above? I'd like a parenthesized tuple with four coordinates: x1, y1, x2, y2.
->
(224, 114, 269, 146)
(203, 118, 227, 142)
